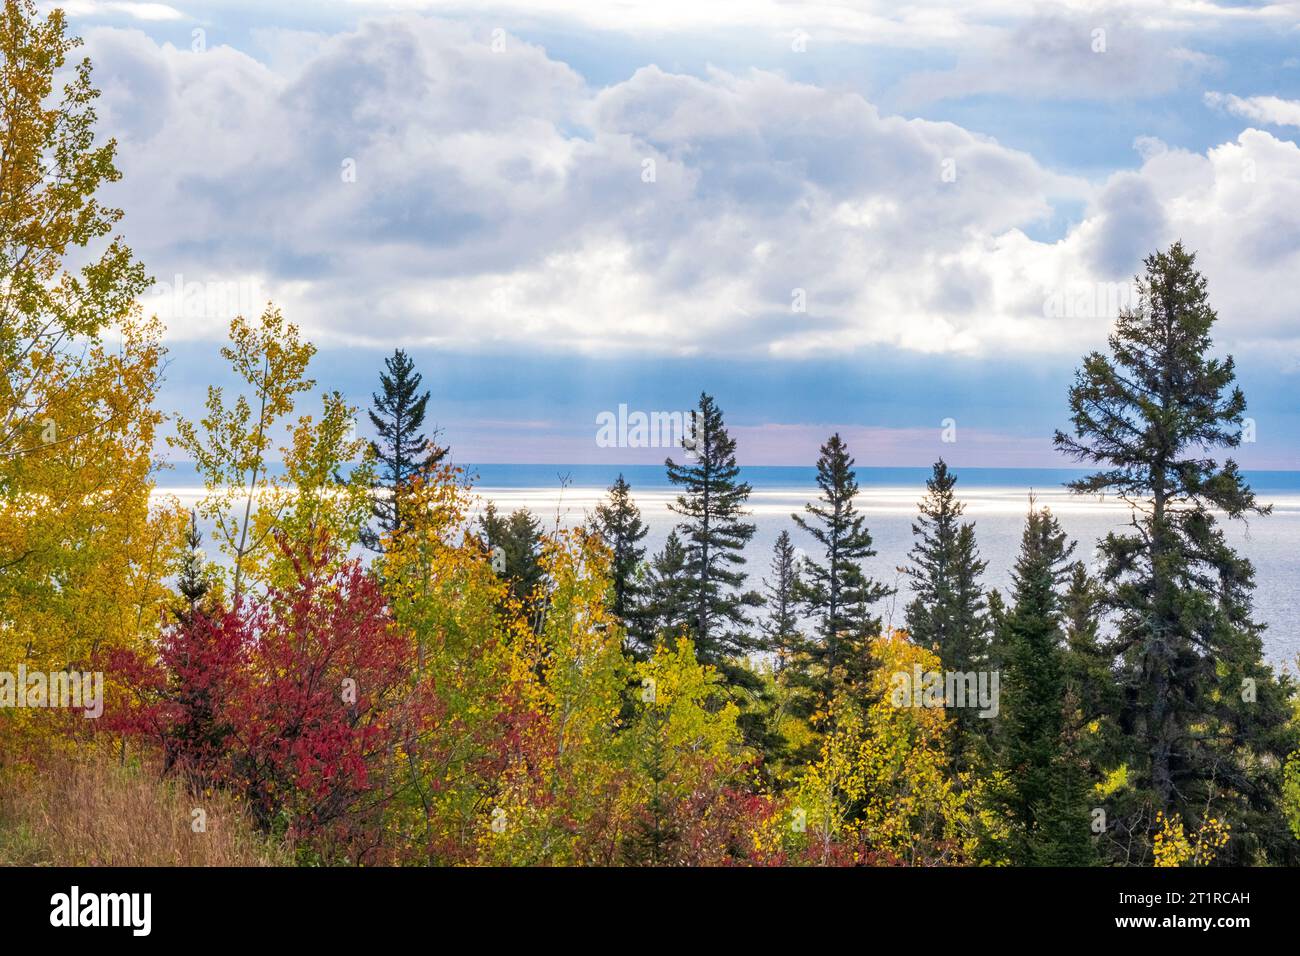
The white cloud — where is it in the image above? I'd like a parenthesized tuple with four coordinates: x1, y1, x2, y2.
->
(343, 0, 1300, 46)
(340, 0, 1293, 107)
(51, 1, 184, 21)
(80, 17, 1300, 362)
(897, 10, 1219, 106)
(1205, 91, 1300, 128)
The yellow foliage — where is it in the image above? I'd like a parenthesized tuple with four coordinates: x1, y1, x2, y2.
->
(1152, 810, 1230, 867)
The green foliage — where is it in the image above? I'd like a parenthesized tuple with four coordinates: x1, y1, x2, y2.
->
(792, 433, 892, 703)
(664, 392, 764, 683)
(995, 501, 1095, 865)
(364, 348, 446, 552)
(1054, 241, 1299, 863)
(593, 474, 648, 637)
(477, 502, 546, 608)
(905, 459, 990, 770)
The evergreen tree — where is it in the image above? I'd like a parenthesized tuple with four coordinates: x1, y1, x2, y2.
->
(996, 501, 1095, 865)
(477, 503, 545, 606)
(593, 474, 648, 625)
(761, 530, 803, 673)
(757, 530, 816, 769)
(176, 509, 211, 621)
(364, 348, 447, 551)
(622, 711, 676, 865)
(792, 434, 891, 701)
(904, 460, 990, 771)
(1054, 241, 1298, 863)
(1060, 563, 1118, 756)
(904, 460, 989, 672)
(664, 393, 763, 682)
(641, 531, 694, 647)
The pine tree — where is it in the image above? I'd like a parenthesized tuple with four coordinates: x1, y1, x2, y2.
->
(792, 434, 891, 702)
(996, 501, 1095, 865)
(905, 460, 990, 771)
(175, 510, 211, 621)
(593, 474, 648, 626)
(622, 708, 677, 865)
(641, 531, 694, 647)
(760, 529, 818, 768)
(904, 460, 988, 673)
(364, 348, 446, 551)
(477, 503, 545, 606)
(663, 393, 763, 683)
(1060, 563, 1118, 754)
(1054, 241, 1298, 863)
(761, 530, 803, 673)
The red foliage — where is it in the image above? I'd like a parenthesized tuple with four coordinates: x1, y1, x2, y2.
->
(102, 545, 428, 861)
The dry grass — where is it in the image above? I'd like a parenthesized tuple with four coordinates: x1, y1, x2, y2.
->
(0, 750, 292, 866)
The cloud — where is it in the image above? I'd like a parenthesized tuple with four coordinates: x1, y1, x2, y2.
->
(896, 9, 1225, 107)
(344, 0, 1300, 47)
(51, 1, 184, 21)
(80, 16, 1300, 363)
(1205, 91, 1300, 128)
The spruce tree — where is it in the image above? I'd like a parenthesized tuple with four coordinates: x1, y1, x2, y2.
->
(904, 460, 988, 672)
(664, 393, 763, 682)
(792, 434, 891, 701)
(641, 530, 694, 645)
(996, 501, 1094, 865)
(1060, 563, 1119, 759)
(622, 711, 676, 865)
(477, 503, 545, 606)
(593, 474, 648, 625)
(364, 348, 447, 551)
(176, 509, 211, 621)
(761, 530, 804, 673)
(1054, 241, 1297, 863)
(905, 460, 990, 771)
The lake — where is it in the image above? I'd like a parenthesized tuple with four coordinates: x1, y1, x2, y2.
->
(155, 464, 1300, 669)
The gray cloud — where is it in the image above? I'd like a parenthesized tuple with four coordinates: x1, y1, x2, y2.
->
(80, 16, 1300, 361)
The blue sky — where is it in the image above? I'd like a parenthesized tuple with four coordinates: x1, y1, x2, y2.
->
(55, 0, 1300, 467)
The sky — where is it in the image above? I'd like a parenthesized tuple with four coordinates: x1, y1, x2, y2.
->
(51, 0, 1300, 468)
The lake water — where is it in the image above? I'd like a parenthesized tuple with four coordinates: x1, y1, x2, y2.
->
(154, 464, 1300, 669)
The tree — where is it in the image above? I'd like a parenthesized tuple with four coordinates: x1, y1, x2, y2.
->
(1054, 241, 1298, 863)
(639, 530, 694, 647)
(477, 503, 545, 607)
(663, 393, 763, 682)
(363, 349, 446, 552)
(171, 308, 314, 599)
(0, 311, 186, 758)
(0, 2, 184, 758)
(175, 511, 213, 621)
(905, 460, 988, 671)
(172, 309, 371, 599)
(1059, 563, 1119, 790)
(756, 530, 819, 774)
(0, 0, 148, 461)
(379, 466, 524, 863)
(761, 531, 803, 674)
(995, 501, 1095, 865)
(781, 633, 985, 866)
(904, 461, 989, 769)
(792, 434, 891, 703)
(593, 474, 648, 628)
(618, 638, 750, 865)
(476, 530, 627, 866)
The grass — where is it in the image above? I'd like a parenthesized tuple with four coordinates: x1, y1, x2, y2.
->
(0, 749, 291, 866)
